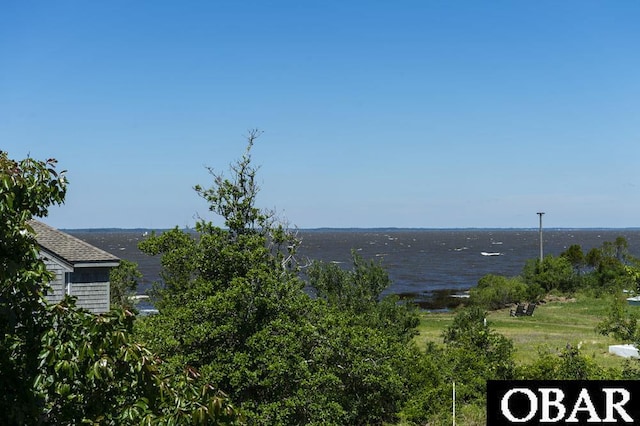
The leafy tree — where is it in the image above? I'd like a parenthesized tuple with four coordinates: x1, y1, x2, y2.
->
(0, 151, 239, 425)
(583, 237, 639, 294)
(36, 301, 238, 425)
(308, 250, 389, 312)
(597, 294, 640, 344)
(602, 236, 630, 263)
(0, 153, 67, 422)
(522, 255, 576, 292)
(306, 253, 424, 423)
(442, 307, 515, 385)
(469, 274, 528, 309)
(561, 244, 586, 275)
(586, 247, 603, 268)
(109, 259, 142, 311)
(441, 308, 515, 424)
(307, 251, 419, 342)
(518, 345, 611, 380)
(401, 307, 515, 425)
(136, 132, 424, 424)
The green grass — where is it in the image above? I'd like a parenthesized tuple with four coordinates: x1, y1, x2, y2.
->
(415, 293, 634, 370)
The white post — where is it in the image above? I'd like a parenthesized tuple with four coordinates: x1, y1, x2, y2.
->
(453, 381, 456, 426)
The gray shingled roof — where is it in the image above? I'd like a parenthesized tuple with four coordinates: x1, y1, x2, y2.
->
(29, 220, 120, 266)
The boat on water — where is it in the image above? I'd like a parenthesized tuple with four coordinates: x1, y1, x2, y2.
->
(481, 252, 502, 256)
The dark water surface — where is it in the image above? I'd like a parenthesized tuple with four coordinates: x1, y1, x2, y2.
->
(67, 228, 640, 309)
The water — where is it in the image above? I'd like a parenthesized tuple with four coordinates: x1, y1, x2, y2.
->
(67, 228, 640, 309)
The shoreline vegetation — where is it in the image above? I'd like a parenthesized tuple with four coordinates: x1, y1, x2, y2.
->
(417, 292, 634, 370)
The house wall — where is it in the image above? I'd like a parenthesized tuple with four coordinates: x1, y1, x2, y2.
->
(42, 256, 69, 304)
(69, 267, 111, 314)
(41, 257, 111, 314)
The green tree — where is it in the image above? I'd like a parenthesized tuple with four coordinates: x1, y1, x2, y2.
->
(0, 151, 239, 425)
(401, 307, 515, 425)
(0, 153, 67, 422)
(441, 307, 515, 382)
(522, 255, 576, 292)
(308, 250, 390, 313)
(441, 308, 515, 423)
(586, 247, 603, 268)
(519, 345, 610, 380)
(306, 252, 424, 423)
(602, 237, 630, 263)
(469, 274, 529, 309)
(584, 237, 638, 294)
(307, 250, 419, 342)
(561, 244, 586, 275)
(136, 132, 425, 424)
(109, 259, 142, 311)
(597, 294, 640, 344)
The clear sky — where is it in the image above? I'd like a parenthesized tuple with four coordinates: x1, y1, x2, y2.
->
(2, 1, 639, 229)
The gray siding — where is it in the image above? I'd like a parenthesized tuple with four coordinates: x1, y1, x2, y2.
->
(69, 281, 110, 313)
(40, 258, 111, 314)
(42, 256, 70, 304)
(68, 267, 111, 314)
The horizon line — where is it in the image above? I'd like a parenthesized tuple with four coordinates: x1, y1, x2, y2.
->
(59, 226, 640, 232)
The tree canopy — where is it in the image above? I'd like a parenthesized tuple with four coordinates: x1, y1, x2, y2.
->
(0, 151, 239, 425)
(136, 132, 424, 424)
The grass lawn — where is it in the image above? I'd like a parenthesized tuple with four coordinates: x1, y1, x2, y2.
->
(415, 293, 636, 370)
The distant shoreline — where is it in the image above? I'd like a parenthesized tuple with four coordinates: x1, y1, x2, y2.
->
(61, 226, 640, 232)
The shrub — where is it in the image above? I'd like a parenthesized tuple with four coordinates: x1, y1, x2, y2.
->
(470, 274, 527, 309)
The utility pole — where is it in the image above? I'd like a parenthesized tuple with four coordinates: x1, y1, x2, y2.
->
(537, 212, 545, 263)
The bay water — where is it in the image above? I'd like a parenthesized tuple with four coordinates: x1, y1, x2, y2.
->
(67, 228, 640, 309)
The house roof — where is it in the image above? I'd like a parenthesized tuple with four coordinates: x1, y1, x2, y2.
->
(28, 220, 120, 267)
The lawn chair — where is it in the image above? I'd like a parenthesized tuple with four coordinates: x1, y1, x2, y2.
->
(524, 303, 536, 316)
(510, 303, 526, 317)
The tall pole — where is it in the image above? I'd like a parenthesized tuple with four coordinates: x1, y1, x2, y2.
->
(537, 212, 545, 263)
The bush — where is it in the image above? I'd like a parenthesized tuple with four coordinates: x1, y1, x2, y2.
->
(470, 274, 527, 309)
(401, 308, 516, 424)
(518, 345, 613, 380)
(522, 255, 576, 293)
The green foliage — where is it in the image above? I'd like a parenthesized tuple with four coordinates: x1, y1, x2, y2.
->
(306, 253, 424, 423)
(522, 254, 576, 292)
(0, 152, 68, 422)
(597, 294, 640, 344)
(401, 307, 516, 424)
(442, 307, 515, 408)
(480, 237, 640, 307)
(36, 300, 238, 425)
(109, 259, 142, 311)
(308, 250, 390, 313)
(561, 244, 586, 274)
(194, 132, 263, 237)
(307, 251, 419, 342)
(582, 237, 639, 294)
(0, 151, 239, 425)
(518, 345, 611, 380)
(469, 274, 528, 309)
(442, 307, 515, 380)
(136, 133, 424, 424)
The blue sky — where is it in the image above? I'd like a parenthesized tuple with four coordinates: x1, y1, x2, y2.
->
(2, 1, 639, 229)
